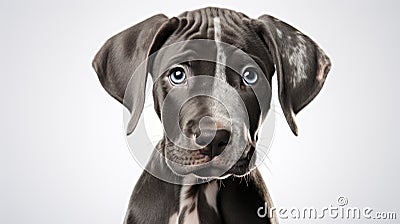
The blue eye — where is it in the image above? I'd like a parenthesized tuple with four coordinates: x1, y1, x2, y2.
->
(242, 68, 258, 86)
(169, 67, 186, 85)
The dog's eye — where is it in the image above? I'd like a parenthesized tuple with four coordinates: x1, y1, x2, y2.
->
(242, 67, 258, 86)
(169, 67, 187, 85)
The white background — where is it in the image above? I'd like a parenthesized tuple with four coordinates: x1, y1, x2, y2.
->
(1, 0, 399, 223)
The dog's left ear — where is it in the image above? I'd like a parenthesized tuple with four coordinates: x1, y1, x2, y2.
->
(254, 15, 331, 136)
(92, 14, 178, 135)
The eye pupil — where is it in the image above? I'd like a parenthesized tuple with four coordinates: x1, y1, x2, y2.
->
(242, 68, 258, 86)
(175, 71, 183, 79)
(169, 67, 186, 85)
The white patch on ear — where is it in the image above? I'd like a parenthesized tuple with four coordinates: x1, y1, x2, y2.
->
(276, 28, 283, 39)
(213, 17, 226, 81)
(287, 35, 308, 87)
(204, 181, 219, 213)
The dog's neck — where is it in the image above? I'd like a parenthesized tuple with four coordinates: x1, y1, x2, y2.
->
(125, 150, 223, 224)
(171, 180, 221, 224)
(144, 143, 222, 224)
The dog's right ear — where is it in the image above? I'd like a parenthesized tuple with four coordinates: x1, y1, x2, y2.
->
(92, 14, 178, 135)
(254, 15, 331, 136)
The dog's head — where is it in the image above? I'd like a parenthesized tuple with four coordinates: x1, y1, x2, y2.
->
(92, 8, 331, 179)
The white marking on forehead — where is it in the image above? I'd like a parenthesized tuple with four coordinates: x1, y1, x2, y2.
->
(204, 181, 219, 213)
(210, 17, 230, 123)
(213, 17, 226, 81)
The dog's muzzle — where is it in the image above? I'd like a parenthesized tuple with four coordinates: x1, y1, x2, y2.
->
(161, 76, 253, 178)
(196, 129, 230, 159)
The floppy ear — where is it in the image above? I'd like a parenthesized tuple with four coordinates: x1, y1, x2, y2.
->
(254, 15, 331, 135)
(92, 14, 178, 135)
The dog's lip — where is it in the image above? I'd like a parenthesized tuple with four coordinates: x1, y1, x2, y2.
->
(234, 158, 250, 167)
(225, 158, 253, 176)
(192, 157, 253, 178)
(165, 155, 232, 175)
(164, 144, 255, 177)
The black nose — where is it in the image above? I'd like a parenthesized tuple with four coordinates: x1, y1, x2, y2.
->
(197, 129, 230, 159)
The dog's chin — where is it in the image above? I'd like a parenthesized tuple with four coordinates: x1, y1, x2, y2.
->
(192, 159, 255, 179)
(166, 157, 255, 180)
(165, 143, 257, 179)
(192, 166, 229, 178)
(165, 159, 228, 178)
(225, 158, 255, 177)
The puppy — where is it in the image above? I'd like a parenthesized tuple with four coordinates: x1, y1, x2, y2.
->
(93, 7, 331, 224)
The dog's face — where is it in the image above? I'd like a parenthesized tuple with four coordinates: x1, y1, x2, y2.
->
(92, 8, 331, 180)
(150, 31, 274, 177)
(153, 61, 267, 177)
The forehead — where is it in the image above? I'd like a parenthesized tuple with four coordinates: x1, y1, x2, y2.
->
(150, 9, 273, 116)
(151, 9, 273, 80)
(168, 8, 265, 55)
(172, 9, 251, 42)
(151, 43, 271, 86)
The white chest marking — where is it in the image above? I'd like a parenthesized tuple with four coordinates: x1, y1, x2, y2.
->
(204, 181, 219, 213)
(178, 185, 199, 224)
(168, 212, 178, 224)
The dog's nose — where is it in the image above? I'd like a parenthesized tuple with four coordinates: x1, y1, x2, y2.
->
(197, 129, 230, 159)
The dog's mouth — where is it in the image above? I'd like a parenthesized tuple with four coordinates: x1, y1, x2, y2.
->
(164, 142, 256, 178)
(192, 157, 254, 178)
(226, 151, 256, 176)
